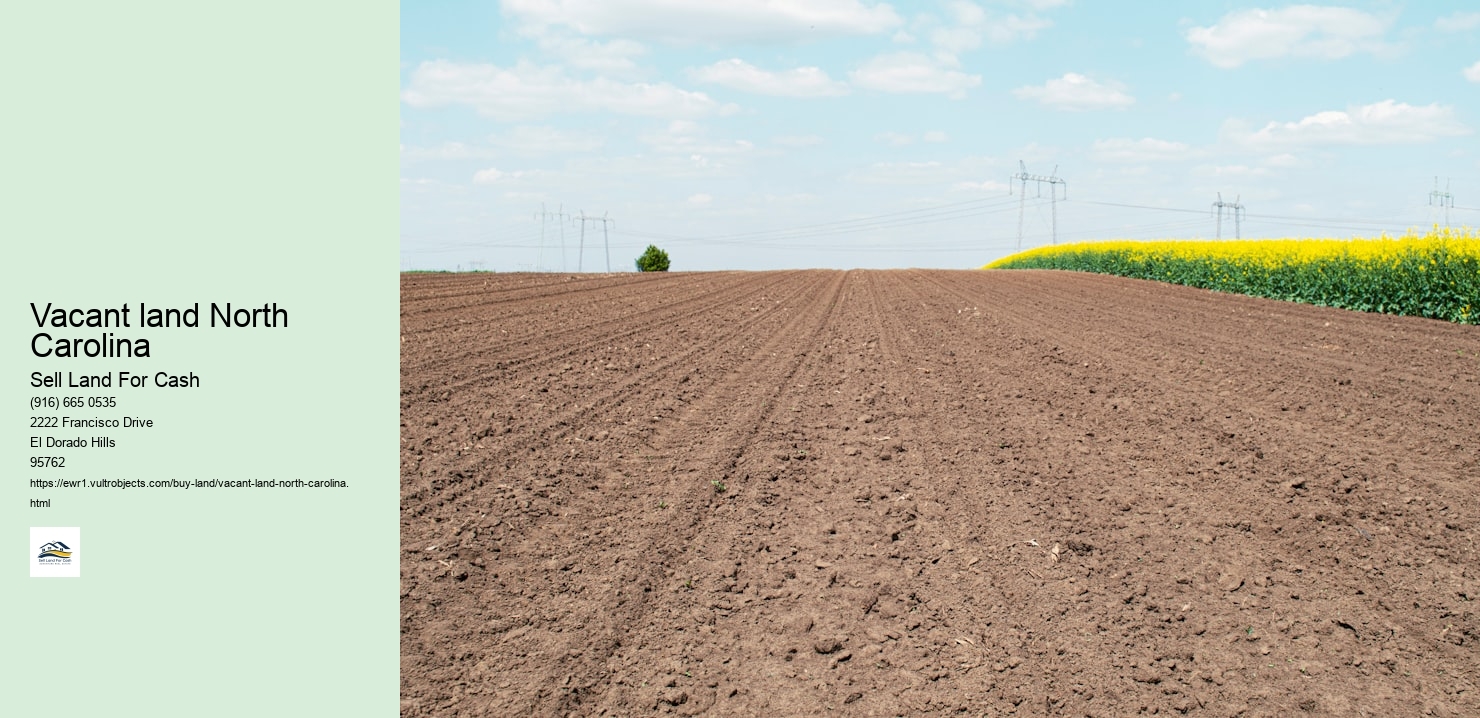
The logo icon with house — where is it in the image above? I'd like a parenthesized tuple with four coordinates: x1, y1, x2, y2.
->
(38, 541, 73, 559)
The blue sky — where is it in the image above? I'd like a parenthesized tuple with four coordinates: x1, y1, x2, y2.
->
(401, 1, 1480, 271)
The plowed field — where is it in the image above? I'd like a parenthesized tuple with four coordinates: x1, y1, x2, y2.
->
(401, 270, 1479, 717)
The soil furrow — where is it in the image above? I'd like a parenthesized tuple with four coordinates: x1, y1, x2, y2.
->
(401, 270, 1479, 717)
(399, 272, 719, 336)
(399, 272, 828, 512)
(400, 272, 672, 316)
(400, 272, 800, 390)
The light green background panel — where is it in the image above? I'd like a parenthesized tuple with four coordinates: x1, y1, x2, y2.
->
(2, 3, 398, 717)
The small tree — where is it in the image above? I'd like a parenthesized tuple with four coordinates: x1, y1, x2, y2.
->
(635, 244, 671, 272)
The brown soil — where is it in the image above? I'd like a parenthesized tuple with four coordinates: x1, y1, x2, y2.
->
(400, 270, 1480, 717)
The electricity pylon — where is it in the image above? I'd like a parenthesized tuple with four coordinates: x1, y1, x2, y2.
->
(1212, 193, 1244, 239)
(1010, 161, 1067, 249)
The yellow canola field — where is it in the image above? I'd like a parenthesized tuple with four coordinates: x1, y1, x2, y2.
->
(985, 229, 1479, 324)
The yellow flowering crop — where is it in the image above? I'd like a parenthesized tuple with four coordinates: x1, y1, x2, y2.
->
(984, 228, 1480, 324)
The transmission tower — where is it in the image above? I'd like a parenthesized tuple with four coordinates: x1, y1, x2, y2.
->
(1010, 161, 1067, 249)
(558, 204, 568, 271)
(1212, 193, 1244, 239)
(534, 203, 569, 271)
(602, 213, 612, 273)
(577, 209, 587, 271)
(1430, 177, 1454, 228)
(574, 212, 617, 272)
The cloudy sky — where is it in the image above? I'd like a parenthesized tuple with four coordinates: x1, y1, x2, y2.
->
(401, 1, 1480, 271)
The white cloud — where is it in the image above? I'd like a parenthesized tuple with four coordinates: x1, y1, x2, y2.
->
(687, 193, 713, 205)
(561, 151, 736, 181)
(401, 128, 602, 163)
(764, 192, 820, 204)
(849, 52, 981, 98)
(521, 29, 649, 75)
(1263, 153, 1301, 167)
(951, 180, 1010, 193)
(947, 1, 986, 26)
(847, 160, 946, 185)
(470, 165, 541, 182)
(502, 0, 901, 44)
(1435, 12, 1480, 33)
(929, 2, 1052, 53)
(846, 155, 1002, 187)
(1186, 6, 1393, 69)
(473, 168, 505, 183)
(401, 142, 497, 162)
(1465, 61, 1480, 83)
(773, 134, 825, 147)
(1011, 142, 1061, 164)
(688, 59, 849, 97)
(1196, 164, 1268, 178)
(1228, 100, 1470, 149)
(641, 120, 755, 155)
(490, 125, 605, 154)
(930, 27, 983, 55)
(402, 60, 735, 121)
(1090, 137, 1192, 163)
(1012, 73, 1134, 111)
(472, 167, 539, 184)
(868, 130, 947, 146)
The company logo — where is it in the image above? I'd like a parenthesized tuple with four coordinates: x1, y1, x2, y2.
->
(38, 541, 73, 561)
(30, 527, 80, 578)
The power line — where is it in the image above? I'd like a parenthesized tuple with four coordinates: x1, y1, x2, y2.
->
(413, 195, 1036, 262)
(1073, 199, 1208, 215)
(404, 187, 1464, 270)
(1072, 198, 1427, 233)
(650, 195, 1020, 244)
(616, 201, 1025, 245)
(610, 197, 1036, 248)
